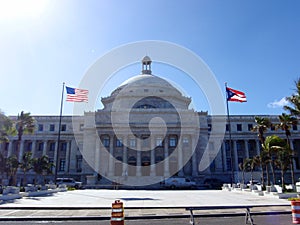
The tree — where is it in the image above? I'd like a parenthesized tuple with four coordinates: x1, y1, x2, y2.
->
(15, 111, 35, 159)
(256, 151, 270, 189)
(275, 145, 291, 192)
(19, 152, 33, 186)
(0, 110, 14, 143)
(284, 78, 300, 116)
(0, 153, 8, 185)
(261, 135, 285, 186)
(252, 116, 272, 144)
(248, 156, 260, 185)
(32, 155, 52, 185)
(6, 155, 19, 186)
(276, 113, 298, 188)
(238, 158, 251, 186)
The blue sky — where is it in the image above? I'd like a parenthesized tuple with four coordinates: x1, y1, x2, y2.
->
(0, 0, 299, 116)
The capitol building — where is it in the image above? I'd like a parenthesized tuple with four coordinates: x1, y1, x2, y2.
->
(1, 56, 300, 188)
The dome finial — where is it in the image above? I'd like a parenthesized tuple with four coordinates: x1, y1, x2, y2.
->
(141, 56, 152, 75)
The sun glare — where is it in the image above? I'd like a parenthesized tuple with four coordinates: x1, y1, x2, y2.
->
(0, 0, 49, 20)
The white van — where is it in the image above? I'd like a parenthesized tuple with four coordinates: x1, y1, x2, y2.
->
(163, 177, 197, 189)
(56, 178, 82, 189)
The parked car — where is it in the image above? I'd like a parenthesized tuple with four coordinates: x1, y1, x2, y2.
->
(56, 178, 82, 189)
(163, 177, 197, 189)
(204, 178, 224, 189)
(246, 180, 261, 187)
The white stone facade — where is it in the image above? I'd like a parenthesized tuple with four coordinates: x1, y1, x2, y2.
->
(1, 58, 300, 187)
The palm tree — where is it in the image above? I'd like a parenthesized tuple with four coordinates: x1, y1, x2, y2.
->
(261, 135, 285, 186)
(0, 110, 14, 143)
(284, 78, 300, 116)
(0, 153, 8, 185)
(239, 158, 251, 186)
(249, 156, 260, 185)
(32, 155, 52, 185)
(15, 111, 35, 159)
(275, 145, 291, 192)
(252, 116, 272, 144)
(6, 155, 19, 186)
(256, 151, 270, 189)
(276, 113, 298, 188)
(19, 152, 33, 186)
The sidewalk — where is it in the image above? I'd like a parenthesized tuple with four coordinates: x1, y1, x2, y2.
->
(0, 189, 292, 220)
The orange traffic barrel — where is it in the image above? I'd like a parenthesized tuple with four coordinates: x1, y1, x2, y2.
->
(291, 200, 300, 224)
(111, 200, 125, 225)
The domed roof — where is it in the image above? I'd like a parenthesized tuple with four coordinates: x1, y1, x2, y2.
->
(101, 56, 191, 110)
(110, 74, 181, 97)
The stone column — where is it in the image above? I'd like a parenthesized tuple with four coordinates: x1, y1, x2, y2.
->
(178, 137, 184, 176)
(136, 138, 142, 177)
(192, 136, 198, 176)
(8, 141, 13, 157)
(150, 137, 156, 176)
(245, 140, 249, 158)
(31, 141, 36, 158)
(233, 140, 238, 171)
(95, 137, 101, 174)
(108, 135, 115, 177)
(65, 141, 70, 173)
(42, 141, 47, 155)
(18, 140, 25, 162)
(164, 136, 170, 177)
(53, 141, 58, 173)
(256, 140, 261, 156)
(221, 142, 227, 172)
(122, 136, 128, 177)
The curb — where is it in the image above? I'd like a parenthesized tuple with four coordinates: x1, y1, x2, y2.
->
(0, 211, 292, 221)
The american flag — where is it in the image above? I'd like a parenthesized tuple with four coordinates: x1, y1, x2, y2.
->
(66, 86, 89, 102)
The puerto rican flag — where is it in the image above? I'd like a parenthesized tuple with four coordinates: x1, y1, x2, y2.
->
(226, 87, 247, 102)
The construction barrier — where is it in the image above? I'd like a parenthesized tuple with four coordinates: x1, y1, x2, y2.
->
(111, 200, 125, 225)
(291, 200, 300, 224)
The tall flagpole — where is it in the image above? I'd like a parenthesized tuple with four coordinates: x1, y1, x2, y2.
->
(55, 82, 65, 183)
(225, 82, 234, 186)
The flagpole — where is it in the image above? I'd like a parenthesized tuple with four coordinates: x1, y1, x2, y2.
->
(225, 82, 235, 187)
(54, 82, 65, 183)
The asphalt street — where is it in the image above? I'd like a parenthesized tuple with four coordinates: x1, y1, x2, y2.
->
(0, 214, 294, 225)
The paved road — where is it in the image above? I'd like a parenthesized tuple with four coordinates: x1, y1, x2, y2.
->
(0, 214, 294, 225)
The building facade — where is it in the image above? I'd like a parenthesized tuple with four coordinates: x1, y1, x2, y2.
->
(1, 57, 300, 187)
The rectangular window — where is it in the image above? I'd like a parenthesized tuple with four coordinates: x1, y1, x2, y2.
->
(156, 138, 163, 147)
(27, 142, 32, 151)
(183, 137, 189, 146)
(49, 124, 55, 132)
(38, 124, 43, 131)
(60, 142, 67, 151)
(208, 124, 212, 132)
(248, 124, 253, 131)
(103, 138, 110, 147)
(79, 124, 84, 131)
(130, 138, 136, 147)
(237, 124, 242, 131)
(116, 139, 123, 147)
(293, 125, 298, 131)
(49, 142, 56, 151)
(76, 155, 82, 172)
(226, 124, 230, 132)
(4, 142, 9, 151)
(226, 158, 232, 171)
(38, 142, 44, 151)
(61, 124, 66, 131)
(169, 137, 177, 147)
(59, 159, 66, 171)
